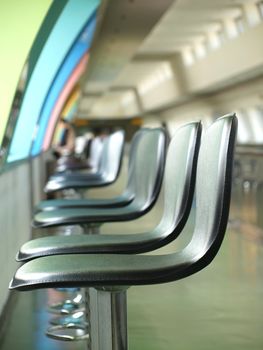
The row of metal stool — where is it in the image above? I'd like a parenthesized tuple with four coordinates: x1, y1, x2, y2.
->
(10, 114, 238, 350)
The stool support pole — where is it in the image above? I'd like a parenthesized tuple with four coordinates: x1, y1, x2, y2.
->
(88, 287, 128, 350)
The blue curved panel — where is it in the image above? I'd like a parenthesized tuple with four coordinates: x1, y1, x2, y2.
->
(31, 12, 97, 156)
(7, 0, 100, 163)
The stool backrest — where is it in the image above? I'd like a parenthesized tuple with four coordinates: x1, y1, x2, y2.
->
(97, 130, 125, 182)
(181, 114, 238, 275)
(124, 128, 149, 198)
(141, 115, 237, 285)
(151, 121, 201, 242)
(131, 128, 167, 211)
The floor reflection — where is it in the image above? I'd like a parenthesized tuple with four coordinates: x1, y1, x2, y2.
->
(1, 174, 263, 350)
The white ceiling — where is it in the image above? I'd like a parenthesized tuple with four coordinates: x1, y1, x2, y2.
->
(135, 0, 250, 54)
(84, 0, 174, 93)
(79, 0, 260, 117)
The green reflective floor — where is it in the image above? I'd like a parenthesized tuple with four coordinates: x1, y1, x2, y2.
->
(128, 224, 263, 350)
(1, 220, 263, 349)
(1, 177, 263, 349)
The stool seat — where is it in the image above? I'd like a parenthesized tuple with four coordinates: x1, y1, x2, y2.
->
(33, 204, 153, 227)
(34, 193, 134, 212)
(45, 130, 125, 193)
(10, 251, 202, 290)
(45, 174, 108, 192)
(55, 157, 91, 173)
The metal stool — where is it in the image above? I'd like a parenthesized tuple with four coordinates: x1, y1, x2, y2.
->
(11, 115, 237, 349)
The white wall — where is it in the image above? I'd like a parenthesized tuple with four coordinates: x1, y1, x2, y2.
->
(159, 75, 263, 143)
(0, 155, 46, 315)
(0, 163, 32, 313)
(184, 23, 263, 94)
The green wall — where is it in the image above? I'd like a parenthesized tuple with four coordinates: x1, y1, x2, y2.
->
(0, 0, 52, 145)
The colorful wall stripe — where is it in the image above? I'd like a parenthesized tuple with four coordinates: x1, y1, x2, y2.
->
(26, 1, 68, 84)
(52, 86, 81, 146)
(8, 0, 100, 162)
(61, 86, 81, 121)
(31, 11, 97, 156)
(42, 53, 89, 151)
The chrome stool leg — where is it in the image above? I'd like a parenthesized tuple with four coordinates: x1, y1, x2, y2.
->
(47, 224, 101, 339)
(47, 292, 85, 314)
(46, 289, 89, 342)
(89, 287, 128, 350)
(50, 311, 86, 326)
(45, 323, 89, 342)
(47, 222, 101, 310)
(81, 223, 101, 235)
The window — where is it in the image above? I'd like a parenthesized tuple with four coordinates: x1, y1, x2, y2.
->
(257, 1, 263, 19)
(217, 27, 226, 45)
(235, 16, 245, 34)
(249, 107, 263, 144)
(236, 110, 254, 144)
(194, 40, 206, 59)
(182, 47, 195, 66)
